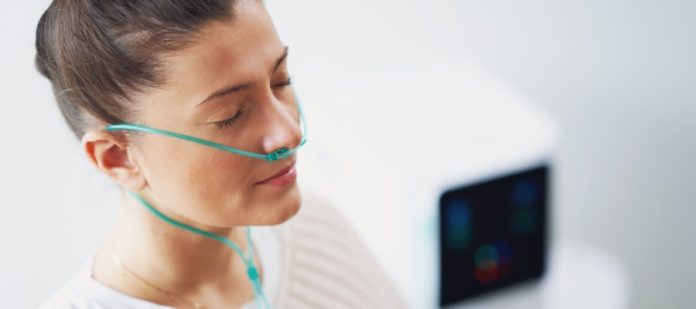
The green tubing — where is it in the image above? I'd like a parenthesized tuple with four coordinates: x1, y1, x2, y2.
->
(105, 91, 308, 162)
(108, 91, 308, 308)
(124, 190, 272, 308)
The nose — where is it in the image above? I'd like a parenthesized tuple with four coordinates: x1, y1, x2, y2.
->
(260, 94, 303, 158)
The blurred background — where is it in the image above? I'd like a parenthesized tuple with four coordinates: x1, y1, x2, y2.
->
(1, 1, 694, 308)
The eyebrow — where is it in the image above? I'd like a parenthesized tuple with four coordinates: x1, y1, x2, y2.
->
(197, 46, 289, 107)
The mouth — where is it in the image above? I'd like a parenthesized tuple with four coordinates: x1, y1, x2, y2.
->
(254, 161, 297, 186)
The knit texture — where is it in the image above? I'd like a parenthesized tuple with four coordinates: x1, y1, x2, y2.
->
(272, 195, 408, 309)
(37, 194, 408, 309)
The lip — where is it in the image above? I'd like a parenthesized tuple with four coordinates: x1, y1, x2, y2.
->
(255, 161, 297, 186)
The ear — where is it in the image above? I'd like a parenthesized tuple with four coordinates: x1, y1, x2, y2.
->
(81, 130, 147, 191)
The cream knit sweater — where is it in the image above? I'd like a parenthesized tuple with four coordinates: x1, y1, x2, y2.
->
(271, 195, 407, 308)
(39, 195, 408, 308)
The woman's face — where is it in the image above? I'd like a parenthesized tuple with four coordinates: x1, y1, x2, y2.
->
(128, 1, 302, 227)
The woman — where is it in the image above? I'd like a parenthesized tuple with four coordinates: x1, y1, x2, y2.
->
(36, 0, 405, 308)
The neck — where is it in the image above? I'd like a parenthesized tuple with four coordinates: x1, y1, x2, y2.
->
(104, 191, 253, 296)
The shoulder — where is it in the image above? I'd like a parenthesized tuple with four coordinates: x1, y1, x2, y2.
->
(279, 193, 363, 251)
(38, 272, 107, 309)
(38, 261, 171, 309)
(40, 292, 116, 309)
(272, 192, 408, 308)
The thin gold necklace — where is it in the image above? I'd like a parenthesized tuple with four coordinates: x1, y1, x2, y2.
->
(112, 252, 203, 309)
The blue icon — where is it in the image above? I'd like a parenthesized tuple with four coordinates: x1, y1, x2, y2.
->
(447, 200, 473, 251)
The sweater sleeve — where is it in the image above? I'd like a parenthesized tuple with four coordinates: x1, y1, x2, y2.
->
(272, 193, 409, 309)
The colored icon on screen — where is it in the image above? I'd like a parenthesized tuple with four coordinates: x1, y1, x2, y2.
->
(473, 242, 513, 284)
(512, 209, 537, 233)
(510, 180, 540, 207)
(446, 200, 473, 251)
(510, 180, 540, 234)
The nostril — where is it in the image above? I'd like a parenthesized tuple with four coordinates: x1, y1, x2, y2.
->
(267, 147, 289, 161)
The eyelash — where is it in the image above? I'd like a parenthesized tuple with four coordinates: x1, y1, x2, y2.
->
(274, 77, 293, 88)
(213, 77, 292, 129)
(213, 108, 246, 129)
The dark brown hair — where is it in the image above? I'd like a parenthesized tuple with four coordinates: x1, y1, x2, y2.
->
(35, 0, 237, 139)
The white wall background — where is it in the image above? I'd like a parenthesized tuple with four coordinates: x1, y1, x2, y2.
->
(1, 1, 694, 308)
(420, 2, 696, 309)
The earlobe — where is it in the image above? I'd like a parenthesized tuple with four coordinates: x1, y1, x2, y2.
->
(81, 130, 147, 191)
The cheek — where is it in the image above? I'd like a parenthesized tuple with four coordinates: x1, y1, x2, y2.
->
(183, 148, 255, 220)
(187, 150, 252, 199)
(141, 138, 254, 225)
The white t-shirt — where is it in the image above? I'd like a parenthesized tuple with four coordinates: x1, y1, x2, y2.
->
(40, 226, 282, 309)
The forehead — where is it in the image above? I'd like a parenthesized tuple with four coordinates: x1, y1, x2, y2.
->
(160, 1, 284, 102)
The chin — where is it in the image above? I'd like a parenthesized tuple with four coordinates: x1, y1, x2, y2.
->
(244, 186, 302, 226)
(209, 186, 302, 227)
(266, 189, 302, 225)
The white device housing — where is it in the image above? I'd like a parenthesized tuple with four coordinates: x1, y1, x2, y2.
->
(295, 62, 559, 308)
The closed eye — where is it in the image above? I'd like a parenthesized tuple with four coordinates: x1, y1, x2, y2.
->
(273, 77, 292, 88)
(213, 108, 246, 129)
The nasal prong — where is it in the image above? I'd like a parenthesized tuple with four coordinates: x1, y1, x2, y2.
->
(266, 147, 290, 161)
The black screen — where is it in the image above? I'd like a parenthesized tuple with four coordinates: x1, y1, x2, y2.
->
(439, 164, 549, 306)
